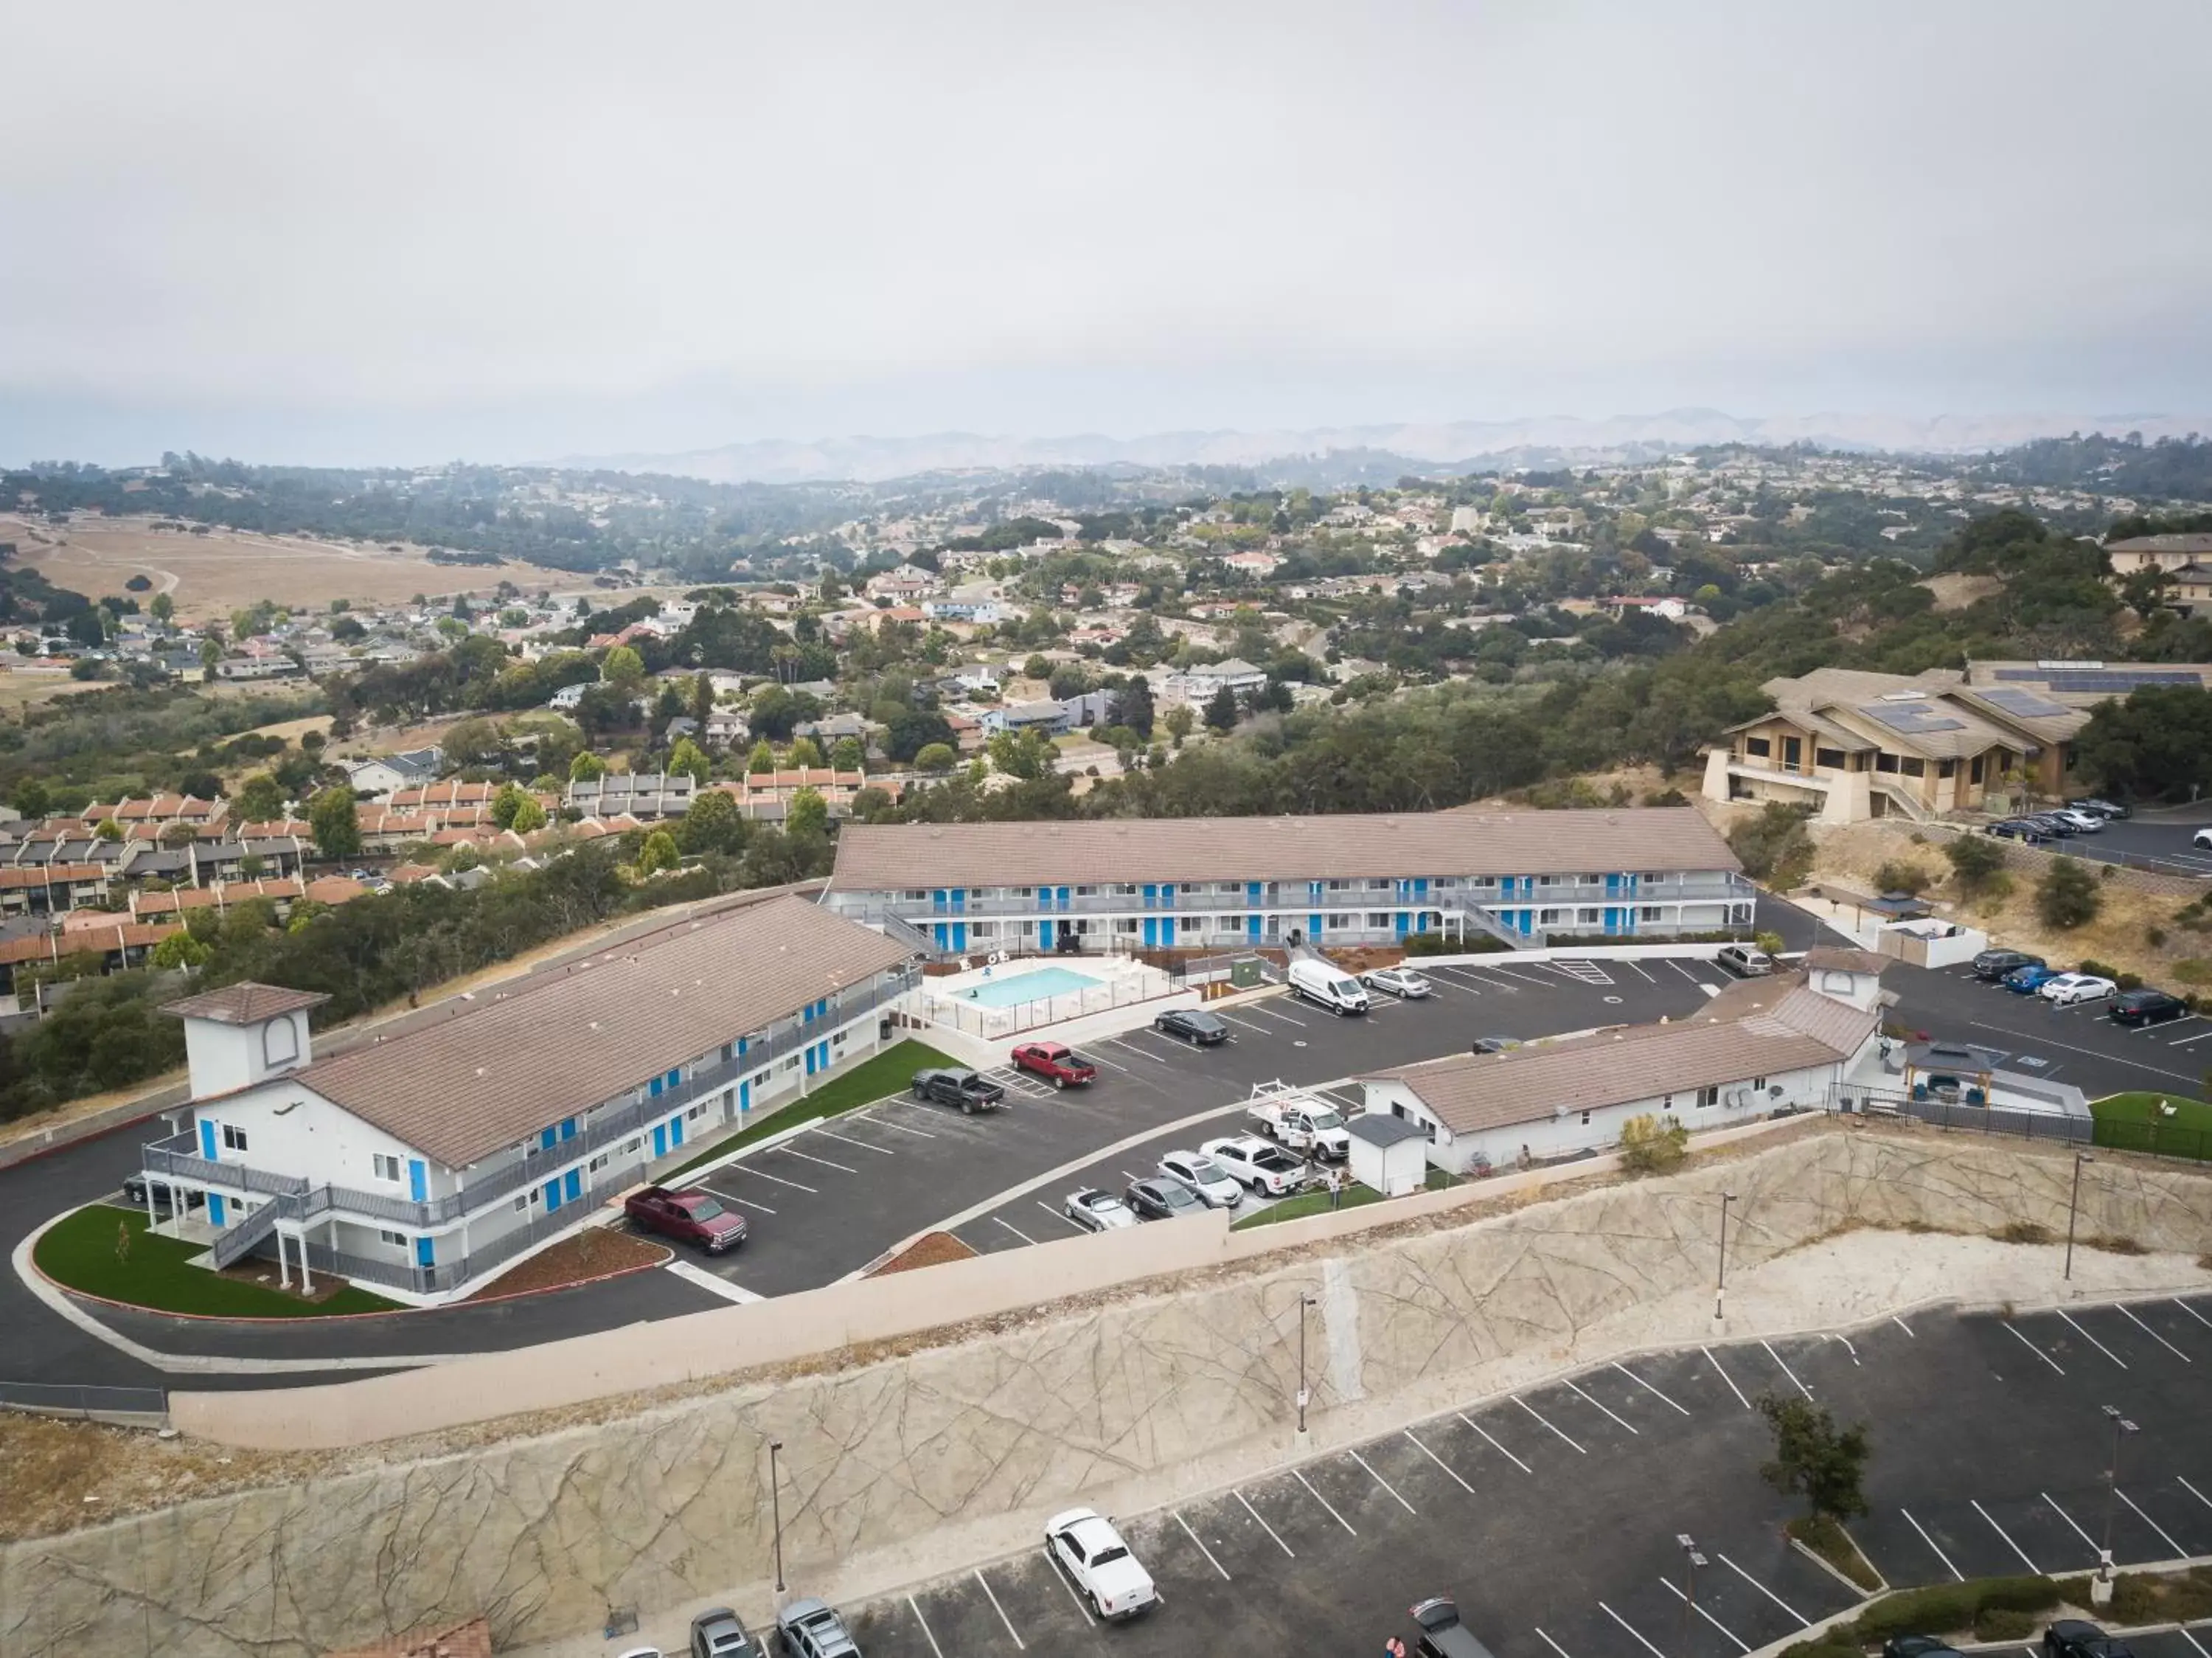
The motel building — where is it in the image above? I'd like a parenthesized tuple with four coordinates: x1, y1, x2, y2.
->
(135, 895, 917, 1304)
(822, 808, 1753, 953)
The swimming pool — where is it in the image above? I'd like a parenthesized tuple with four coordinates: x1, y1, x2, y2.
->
(950, 965, 1103, 1007)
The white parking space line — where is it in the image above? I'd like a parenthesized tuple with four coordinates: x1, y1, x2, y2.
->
(1613, 1362, 1691, 1415)
(1974, 1498, 2039, 1571)
(2176, 1299, 2212, 1333)
(1485, 963, 1557, 986)
(1703, 1347, 1753, 1409)
(1101, 1036, 1175, 1065)
(779, 1147, 859, 1174)
(1034, 1200, 1087, 1233)
(1666, 960, 1704, 984)
(726, 1165, 818, 1193)
(1535, 1630, 1575, 1658)
(2119, 1489, 2185, 1556)
(1761, 1340, 1815, 1399)
(1968, 1021, 2207, 1085)
(1563, 1378, 1640, 1434)
(1661, 1577, 1750, 1652)
(2177, 1629, 2212, 1658)
(1514, 1395, 1587, 1454)
(1894, 1317, 1915, 1337)
(2166, 1026, 2212, 1047)
(1046, 1557, 1096, 1625)
(1348, 1449, 1417, 1513)
(1234, 1490, 1294, 1556)
(1718, 1554, 1807, 1625)
(1901, 1508, 1965, 1581)
(2116, 1304, 2193, 1362)
(2000, 1319, 2067, 1374)
(2044, 1492, 2098, 1552)
(1624, 960, 1658, 983)
(2056, 1309, 2129, 1369)
(1826, 1334, 1861, 1367)
(1404, 1429, 1476, 1494)
(992, 1216, 1037, 1245)
(1458, 1411, 1534, 1473)
(1212, 1011, 1270, 1033)
(2183, 1474, 2212, 1513)
(723, 1195, 776, 1215)
(811, 1127, 896, 1156)
(1251, 1005, 1309, 1027)
(973, 1569, 1026, 1649)
(869, 1111, 938, 1137)
(1076, 1047, 1129, 1072)
(1292, 1468, 1357, 1534)
(1601, 1601, 1669, 1658)
(1175, 1510, 1231, 1580)
(907, 1598, 947, 1658)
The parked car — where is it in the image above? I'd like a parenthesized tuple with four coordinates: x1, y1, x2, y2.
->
(1360, 965, 1433, 999)
(1470, 1036, 1520, 1055)
(1158, 1148, 1243, 1208)
(2067, 797, 2130, 819)
(1009, 1041, 1098, 1089)
(2022, 812, 2079, 836)
(1044, 1507, 1156, 1620)
(2039, 972, 2117, 1006)
(690, 1608, 759, 1658)
(1972, 948, 2045, 982)
(2110, 987, 2190, 1026)
(1716, 944, 1775, 977)
(2004, 962, 2061, 993)
(774, 1598, 859, 1658)
(2048, 808, 2105, 833)
(1201, 1134, 1310, 1197)
(2197, 828, 2212, 850)
(1410, 1598, 1502, 1658)
(1154, 1007, 1230, 1045)
(2044, 1621, 2135, 1658)
(1987, 819, 2047, 842)
(1883, 1637, 1963, 1658)
(910, 1067, 1006, 1114)
(119, 1175, 203, 1211)
(1063, 1187, 1138, 1232)
(1289, 957, 1371, 1015)
(625, 1187, 747, 1254)
(1124, 1177, 1203, 1220)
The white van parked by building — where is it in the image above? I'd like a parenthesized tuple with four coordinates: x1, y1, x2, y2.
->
(1287, 957, 1370, 1016)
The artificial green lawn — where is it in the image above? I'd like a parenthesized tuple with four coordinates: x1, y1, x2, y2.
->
(664, 1037, 959, 1179)
(2091, 1090, 2212, 1161)
(1231, 1165, 1456, 1229)
(35, 1204, 399, 1317)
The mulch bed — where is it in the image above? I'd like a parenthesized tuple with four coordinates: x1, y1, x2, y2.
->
(464, 1226, 668, 1301)
(866, 1230, 978, 1276)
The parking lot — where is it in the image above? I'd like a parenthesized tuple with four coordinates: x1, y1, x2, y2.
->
(2028, 816, 2212, 879)
(675, 959, 1717, 1297)
(838, 1295, 2212, 1658)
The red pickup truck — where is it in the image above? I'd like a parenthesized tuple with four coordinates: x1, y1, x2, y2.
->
(1009, 1041, 1099, 1089)
(624, 1185, 748, 1253)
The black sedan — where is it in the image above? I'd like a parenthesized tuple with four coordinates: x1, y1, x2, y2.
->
(119, 1175, 203, 1211)
(1470, 1036, 1520, 1054)
(1972, 948, 2045, 982)
(2110, 988, 2190, 1027)
(1986, 819, 2046, 842)
(2045, 1622, 2135, 1658)
(1885, 1638, 1963, 1658)
(1124, 1178, 1204, 1221)
(1153, 1007, 1230, 1045)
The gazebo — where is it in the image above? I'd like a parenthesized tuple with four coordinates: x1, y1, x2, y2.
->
(1901, 1039, 2005, 1106)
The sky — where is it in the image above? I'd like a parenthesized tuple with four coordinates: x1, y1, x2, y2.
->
(4, 0, 2210, 468)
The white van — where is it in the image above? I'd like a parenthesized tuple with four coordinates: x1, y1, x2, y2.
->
(1287, 957, 1371, 1016)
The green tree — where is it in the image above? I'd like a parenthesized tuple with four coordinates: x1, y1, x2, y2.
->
(830, 735, 865, 771)
(914, 742, 956, 773)
(1023, 653, 1051, 681)
(602, 645, 646, 696)
(1163, 704, 1194, 746)
(1727, 802, 1815, 889)
(2036, 856, 2102, 929)
(636, 828, 681, 875)
(199, 637, 223, 679)
(149, 591, 175, 625)
(679, 787, 745, 856)
(150, 932, 212, 971)
(1942, 834, 2007, 894)
(747, 740, 778, 775)
(1203, 684, 1239, 733)
(787, 786, 829, 840)
(568, 750, 607, 782)
(229, 773, 285, 822)
(668, 737, 712, 785)
(94, 818, 123, 842)
(1116, 676, 1155, 738)
(787, 735, 824, 769)
(1871, 861, 1932, 895)
(442, 717, 504, 768)
(1618, 1112, 1688, 1175)
(10, 778, 50, 819)
(307, 786, 361, 861)
(508, 795, 548, 834)
(490, 783, 531, 829)
(1756, 1395, 1871, 1524)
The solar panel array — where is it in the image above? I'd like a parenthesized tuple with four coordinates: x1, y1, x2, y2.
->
(1858, 702, 1966, 734)
(1975, 687, 2074, 720)
(1992, 667, 2204, 692)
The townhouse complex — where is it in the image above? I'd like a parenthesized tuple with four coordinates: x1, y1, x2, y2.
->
(136, 895, 917, 1303)
(824, 807, 1750, 952)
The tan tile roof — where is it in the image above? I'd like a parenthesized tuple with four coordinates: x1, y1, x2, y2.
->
(1363, 979, 1873, 1136)
(830, 807, 1739, 892)
(162, 984, 331, 1025)
(0, 864, 106, 889)
(293, 895, 912, 1168)
(1804, 946, 1890, 976)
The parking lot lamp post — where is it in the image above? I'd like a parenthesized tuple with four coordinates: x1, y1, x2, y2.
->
(1297, 1291, 1317, 1435)
(2098, 1406, 2137, 1589)
(1715, 1192, 1736, 1321)
(768, 1438, 786, 1594)
(1677, 1534, 1706, 1657)
(2065, 1151, 2094, 1282)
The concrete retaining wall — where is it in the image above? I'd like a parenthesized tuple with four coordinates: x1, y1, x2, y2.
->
(7, 1127, 2211, 1658)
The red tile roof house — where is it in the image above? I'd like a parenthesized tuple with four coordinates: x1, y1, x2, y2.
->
(133, 895, 919, 1303)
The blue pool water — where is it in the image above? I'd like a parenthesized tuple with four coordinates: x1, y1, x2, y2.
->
(956, 966, 1102, 1007)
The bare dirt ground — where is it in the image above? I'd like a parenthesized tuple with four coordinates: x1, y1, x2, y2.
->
(866, 1231, 978, 1276)
(1, 513, 579, 623)
(462, 1228, 668, 1301)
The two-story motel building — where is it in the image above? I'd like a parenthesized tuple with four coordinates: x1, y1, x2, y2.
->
(136, 895, 917, 1303)
(823, 808, 1750, 951)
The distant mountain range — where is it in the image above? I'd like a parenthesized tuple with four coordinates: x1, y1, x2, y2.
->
(565, 408, 2212, 487)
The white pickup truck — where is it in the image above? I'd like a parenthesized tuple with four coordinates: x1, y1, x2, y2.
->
(1245, 1095, 1352, 1160)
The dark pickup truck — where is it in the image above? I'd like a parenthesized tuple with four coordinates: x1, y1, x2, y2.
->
(624, 1185, 748, 1253)
(910, 1067, 1008, 1114)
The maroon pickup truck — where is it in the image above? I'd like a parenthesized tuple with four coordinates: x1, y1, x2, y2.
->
(1009, 1041, 1099, 1089)
(625, 1185, 747, 1253)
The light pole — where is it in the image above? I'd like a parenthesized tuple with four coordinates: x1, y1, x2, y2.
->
(1297, 1291, 1317, 1435)
(768, 1438, 786, 1594)
(1677, 1534, 1706, 1657)
(2065, 1151, 2094, 1281)
(2098, 1405, 2137, 1591)
(1715, 1192, 1737, 1321)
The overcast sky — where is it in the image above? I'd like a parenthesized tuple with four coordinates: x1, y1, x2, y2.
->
(4, 0, 2209, 467)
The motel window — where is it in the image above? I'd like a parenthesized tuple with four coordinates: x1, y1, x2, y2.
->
(1115, 920, 1138, 934)
(624, 1139, 641, 1154)
(378, 1229, 407, 1249)
(1471, 876, 1495, 889)
(1641, 906, 1661, 921)
(514, 1194, 529, 1213)
(1753, 1077, 1767, 1090)
(1902, 757, 1926, 777)
(971, 922, 999, 938)
(589, 1153, 610, 1174)
(1114, 884, 1139, 895)
(1579, 909, 1599, 924)
(1699, 1086, 1720, 1108)
(901, 889, 928, 902)
(1366, 912, 1391, 928)
(1938, 760, 1956, 779)
(1326, 915, 1351, 929)
(687, 1102, 706, 1121)
(1537, 875, 1557, 887)
(1539, 908, 1562, 925)
(1876, 752, 1900, 774)
(1744, 737, 1770, 757)
(1815, 748, 1846, 769)
(1076, 885, 1096, 896)
(372, 1154, 401, 1182)
(221, 1123, 249, 1153)
(781, 1055, 801, 1073)
(1970, 756, 1985, 784)
(1579, 1110, 1591, 1125)
(753, 1070, 771, 1089)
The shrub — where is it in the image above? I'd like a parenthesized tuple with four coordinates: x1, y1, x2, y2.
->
(1851, 1584, 1981, 1642)
(2175, 958, 2212, 986)
(1975, 1608, 2037, 1640)
(1618, 1113, 1688, 1175)
(1874, 861, 1933, 896)
(2037, 857, 2102, 929)
(1944, 834, 2008, 892)
(2149, 926, 2168, 948)
(1643, 787, 1689, 808)
(2084, 1233, 2146, 1255)
(1994, 1221, 2053, 1244)
(1728, 802, 1817, 889)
